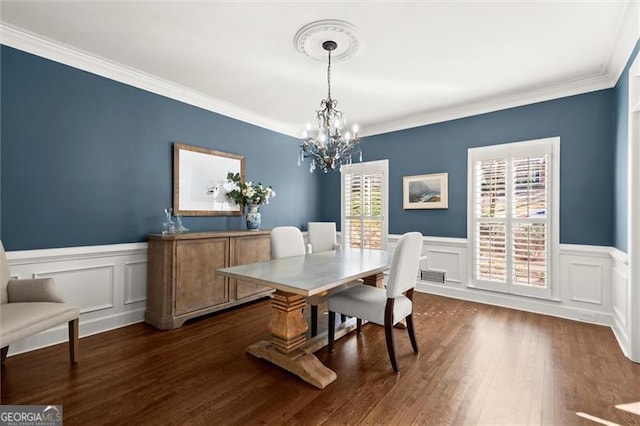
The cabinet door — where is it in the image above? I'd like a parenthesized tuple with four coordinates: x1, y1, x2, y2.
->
(175, 238, 229, 315)
(233, 235, 272, 299)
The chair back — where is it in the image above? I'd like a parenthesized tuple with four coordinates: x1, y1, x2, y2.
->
(307, 222, 337, 253)
(386, 232, 423, 298)
(271, 226, 307, 259)
(1, 241, 10, 304)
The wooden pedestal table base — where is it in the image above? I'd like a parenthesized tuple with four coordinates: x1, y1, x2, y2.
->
(246, 290, 337, 389)
(362, 272, 385, 288)
(217, 248, 393, 389)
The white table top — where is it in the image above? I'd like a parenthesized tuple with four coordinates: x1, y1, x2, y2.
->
(217, 248, 392, 297)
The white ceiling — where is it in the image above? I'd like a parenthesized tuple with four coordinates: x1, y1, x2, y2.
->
(0, 1, 636, 137)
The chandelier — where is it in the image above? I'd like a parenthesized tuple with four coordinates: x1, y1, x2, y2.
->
(297, 40, 362, 173)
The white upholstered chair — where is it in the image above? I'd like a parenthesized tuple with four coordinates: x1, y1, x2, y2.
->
(271, 226, 348, 337)
(328, 232, 423, 372)
(307, 222, 340, 253)
(270, 226, 321, 335)
(306, 221, 351, 331)
(270, 226, 308, 259)
(0, 241, 80, 364)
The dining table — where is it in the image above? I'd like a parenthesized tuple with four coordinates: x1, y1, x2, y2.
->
(216, 247, 392, 389)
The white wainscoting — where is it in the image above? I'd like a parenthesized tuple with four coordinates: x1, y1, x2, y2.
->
(406, 235, 622, 332)
(387, 235, 468, 285)
(5, 243, 148, 356)
(4, 237, 631, 358)
(610, 248, 631, 357)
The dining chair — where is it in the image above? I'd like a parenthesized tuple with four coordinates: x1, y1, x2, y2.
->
(270, 226, 308, 259)
(307, 222, 340, 253)
(270, 226, 322, 337)
(270, 226, 347, 338)
(327, 231, 423, 372)
(306, 221, 349, 329)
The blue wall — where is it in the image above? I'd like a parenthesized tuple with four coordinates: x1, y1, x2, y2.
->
(1, 46, 320, 251)
(3, 41, 632, 250)
(320, 90, 615, 246)
(613, 39, 640, 253)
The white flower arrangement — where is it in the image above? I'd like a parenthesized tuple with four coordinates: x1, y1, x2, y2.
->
(226, 172, 276, 207)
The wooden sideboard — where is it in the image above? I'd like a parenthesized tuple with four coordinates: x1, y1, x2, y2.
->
(146, 230, 273, 330)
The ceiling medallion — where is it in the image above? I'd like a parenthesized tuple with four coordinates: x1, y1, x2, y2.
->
(294, 19, 362, 62)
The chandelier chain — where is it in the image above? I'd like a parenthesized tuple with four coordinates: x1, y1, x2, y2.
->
(327, 48, 332, 100)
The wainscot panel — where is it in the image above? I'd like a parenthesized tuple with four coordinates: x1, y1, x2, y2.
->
(559, 245, 612, 310)
(5, 243, 147, 356)
(4, 238, 629, 359)
(611, 248, 630, 357)
(415, 239, 615, 327)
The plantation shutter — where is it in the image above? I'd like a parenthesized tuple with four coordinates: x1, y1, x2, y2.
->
(511, 156, 548, 288)
(469, 138, 556, 299)
(475, 159, 507, 284)
(341, 161, 388, 250)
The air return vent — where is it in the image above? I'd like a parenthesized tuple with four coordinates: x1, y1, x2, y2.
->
(420, 270, 446, 284)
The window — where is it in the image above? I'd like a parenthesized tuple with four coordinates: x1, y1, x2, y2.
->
(341, 160, 389, 250)
(468, 138, 559, 299)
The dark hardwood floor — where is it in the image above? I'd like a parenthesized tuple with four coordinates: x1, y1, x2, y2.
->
(2, 293, 639, 425)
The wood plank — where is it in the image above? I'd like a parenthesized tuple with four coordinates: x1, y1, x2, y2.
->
(2, 294, 639, 425)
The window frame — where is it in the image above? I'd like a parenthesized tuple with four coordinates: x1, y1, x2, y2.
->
(340, 159, 389, 250)
(467, 137, 560, 300)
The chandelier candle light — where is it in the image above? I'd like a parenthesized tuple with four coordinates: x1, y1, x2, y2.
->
(298, 40, 362, 173)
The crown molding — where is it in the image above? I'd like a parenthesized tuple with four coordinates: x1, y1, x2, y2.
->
(361, 71, 613, 137)
(604, 0, 640, 85)
(2, 4, 638, 142)
(0, 23, 300, 138)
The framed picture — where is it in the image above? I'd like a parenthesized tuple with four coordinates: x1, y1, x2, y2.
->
(403, 173, 448, 209)
(173, 142, 245, 216)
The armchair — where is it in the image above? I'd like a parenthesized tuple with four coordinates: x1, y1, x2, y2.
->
(0, 241, 80, 363)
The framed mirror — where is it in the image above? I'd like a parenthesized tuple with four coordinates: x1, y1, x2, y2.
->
(173, 142, 245, 216)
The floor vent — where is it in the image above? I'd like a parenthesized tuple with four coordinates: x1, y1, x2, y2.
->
(420, 270, 446, 284)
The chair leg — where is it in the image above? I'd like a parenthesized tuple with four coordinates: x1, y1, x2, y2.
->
(406, 314, 419, 354)
(384, 321, 398, 373)
(356, 318, 362, 334)
(1, 346, 8, 364)
(311, 305, 318, 337)
(328, 311, 336, 352)
(384, 298, 398, 373)
(69, 318, 79, 363)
